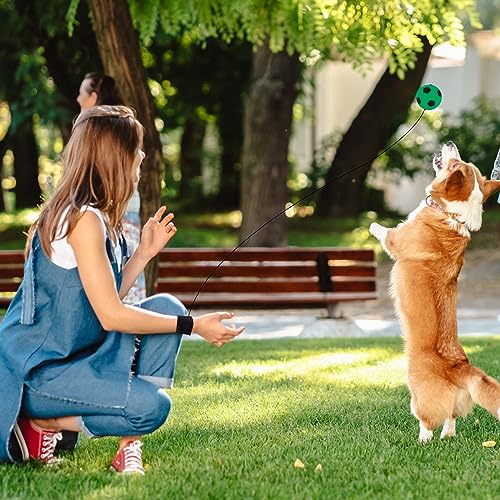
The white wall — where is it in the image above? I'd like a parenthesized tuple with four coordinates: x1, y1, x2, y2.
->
(423, 43, 481, 115)
(290, 60, 386, 174)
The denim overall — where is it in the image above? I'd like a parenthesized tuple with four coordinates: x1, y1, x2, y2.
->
(0, 233, 184, 463)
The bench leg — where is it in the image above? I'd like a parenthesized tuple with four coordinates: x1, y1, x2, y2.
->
(326, 303, 344, 319)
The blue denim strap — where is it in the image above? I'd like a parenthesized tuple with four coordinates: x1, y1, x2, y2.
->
(21, 241, 37, 325)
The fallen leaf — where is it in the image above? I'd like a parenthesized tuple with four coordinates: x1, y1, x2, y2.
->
(315, 463, 322, 472)
(482, 441, 496, 448)
(294, 458, 305, 469)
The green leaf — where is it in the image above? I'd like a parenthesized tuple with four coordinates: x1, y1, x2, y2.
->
(65, 0, 80, 37)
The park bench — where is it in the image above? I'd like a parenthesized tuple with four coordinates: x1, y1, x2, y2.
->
(0, 250, 24, 309)
(157, 247, 377, 317)
(0, 247, 377, 317)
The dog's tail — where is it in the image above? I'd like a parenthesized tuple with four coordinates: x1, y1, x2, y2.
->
(458, 364, 500, 419)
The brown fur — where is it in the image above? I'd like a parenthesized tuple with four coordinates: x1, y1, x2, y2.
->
(370, 143, 500, 440)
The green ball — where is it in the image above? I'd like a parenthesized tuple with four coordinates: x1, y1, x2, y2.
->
(415, 83, 443, 110)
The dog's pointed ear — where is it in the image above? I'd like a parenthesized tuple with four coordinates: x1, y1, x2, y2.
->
(445, 169, 465, 198)
(432, 154, 442, 174)
(482, 179, 500, 201)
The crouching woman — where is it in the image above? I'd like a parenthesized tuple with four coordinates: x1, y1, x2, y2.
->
(0, 105, 244, 474)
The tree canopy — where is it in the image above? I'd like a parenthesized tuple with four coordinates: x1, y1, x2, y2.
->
(69, 0, 478, 79)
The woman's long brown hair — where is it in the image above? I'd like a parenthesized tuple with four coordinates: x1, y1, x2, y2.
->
(27, 105, 143, 257)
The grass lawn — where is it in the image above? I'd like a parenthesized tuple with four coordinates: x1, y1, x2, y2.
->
(1, 337, 498, 500)
(0, 208, 399, 250)
(2, 206, 500, 251)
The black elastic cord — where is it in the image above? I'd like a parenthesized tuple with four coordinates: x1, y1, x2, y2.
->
(188, 110, 425, 313)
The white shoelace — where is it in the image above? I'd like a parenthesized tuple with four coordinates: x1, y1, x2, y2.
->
(40, 431, 63, 462)
(122, 440, 144, 473)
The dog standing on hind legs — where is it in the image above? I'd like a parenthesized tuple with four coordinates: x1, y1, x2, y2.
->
(369, 141, 500, 442)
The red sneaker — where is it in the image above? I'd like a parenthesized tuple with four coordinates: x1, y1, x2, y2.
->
(110, 440, 145, 475)
(17, 418, 63, 465)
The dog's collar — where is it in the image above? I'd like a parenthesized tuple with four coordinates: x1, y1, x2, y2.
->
(425, 195, 462, 222)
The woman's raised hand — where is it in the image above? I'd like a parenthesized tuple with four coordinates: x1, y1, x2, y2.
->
(193, 312, 245, 346)
(138, 206, 177, 260)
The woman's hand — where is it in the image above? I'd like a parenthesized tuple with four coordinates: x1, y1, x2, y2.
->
(193, 312, 245, 346)
(137, 206, 177, 260)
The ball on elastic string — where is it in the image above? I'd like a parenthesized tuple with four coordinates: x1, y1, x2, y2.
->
(415, 83, 443, 110)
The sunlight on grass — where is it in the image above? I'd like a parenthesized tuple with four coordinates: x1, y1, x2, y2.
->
(177, 346, 410, 428)
(463, 344, 490, 355)
(211, 211, 241, 228)
(177, 210, 242, 228)
(323, 356, 406, 386)
(183, 387, 297, 427)
(0, 208, 40, 231)
(211, 350, 383, 378)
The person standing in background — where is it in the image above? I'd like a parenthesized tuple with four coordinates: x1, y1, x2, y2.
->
(77, 73, 145, 303)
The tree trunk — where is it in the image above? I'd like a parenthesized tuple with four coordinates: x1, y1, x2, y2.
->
(216, 95, 244, 210)
(179, 113, 206, 206)
(316, 38, 433, 217)
(11, 120, 42, 209)
(240, 44, 300, 246)
(0, 131, 10, 212)
(88, 0, 164, 294)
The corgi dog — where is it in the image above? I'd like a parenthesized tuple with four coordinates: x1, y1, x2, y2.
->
(369, 141, 500, 442)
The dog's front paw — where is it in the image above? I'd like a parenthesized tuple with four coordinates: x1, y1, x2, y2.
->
(369, 222, 387, 242)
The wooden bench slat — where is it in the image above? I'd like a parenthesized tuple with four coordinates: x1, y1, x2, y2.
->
(158, 263, 375, 279)
(173, 291, 379, 308)
(0, 281, 22, 292)
(159, 247, 375, 262)
(0, 268, 25, 279)
(157, 278, 376, 294)
(0, 291, 15, 307)
(0, 252, 25, 264)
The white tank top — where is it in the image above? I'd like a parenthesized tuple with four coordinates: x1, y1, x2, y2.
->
(50, 206, 122, 270)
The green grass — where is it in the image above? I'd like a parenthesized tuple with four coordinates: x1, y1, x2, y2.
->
(0, 209, 37, 249)
(1, 337, 498, 499)
(2, 205, 500, 251)
(0, 208, 398, 251)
